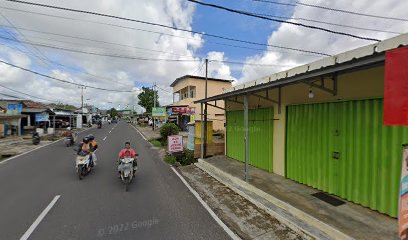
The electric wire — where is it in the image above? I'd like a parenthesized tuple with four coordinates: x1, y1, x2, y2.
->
(0, 6, 323, 57)
(0, 42, 133, 88)
(252, 0, 408, 22)
(0, 82, 51, 101)
(0, 59, 137, 92)
(1, 0, 330, 56)
(249, 13, 403, 35)
(0, 35, 201, 62)
(187, 0, 381, 42)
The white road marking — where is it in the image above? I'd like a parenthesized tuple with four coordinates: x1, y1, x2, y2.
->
(103, 136, 107, 141)
(20, 195, 61, 240)
(130, 125, 150, 144)
(109, 131, 111, 134)
(170, 167, 241, 240)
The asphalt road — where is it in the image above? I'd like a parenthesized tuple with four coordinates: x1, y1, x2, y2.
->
(0, 122, 231, 240)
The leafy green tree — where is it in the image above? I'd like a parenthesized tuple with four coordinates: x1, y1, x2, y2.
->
(137, 86, 159, 113)
(110, 108, 118, 118)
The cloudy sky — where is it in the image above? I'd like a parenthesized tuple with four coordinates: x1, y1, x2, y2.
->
(0, 0, 407, 111)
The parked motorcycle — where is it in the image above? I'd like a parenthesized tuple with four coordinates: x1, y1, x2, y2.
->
(32, 132, 40, 145)
(118, 155, 138, 191)
(75, 153, 93, 180)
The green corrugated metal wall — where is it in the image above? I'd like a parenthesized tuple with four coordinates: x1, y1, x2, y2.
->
(286, 98, 404, 217)
(226, 107, 273, 172)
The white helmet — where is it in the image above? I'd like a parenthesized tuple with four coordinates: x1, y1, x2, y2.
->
(67, 127, 71, 130)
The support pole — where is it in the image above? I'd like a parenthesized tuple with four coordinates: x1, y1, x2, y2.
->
(203, 59, 208, 158)
(244, 94, 249, 182)
(200, 103, 204, 159)
(153, 82, 156, 131)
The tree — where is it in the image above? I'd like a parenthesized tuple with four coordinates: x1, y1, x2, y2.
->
(110, 108, 118, 119)
(137, 86, 159, 113)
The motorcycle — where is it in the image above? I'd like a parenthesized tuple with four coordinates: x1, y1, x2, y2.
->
(118, 154, 138, 191)
(32, 132, 40, 145)
(75, 153, 93, 180)
(64, 132, 77, 147)
(97, 122, 102, 129)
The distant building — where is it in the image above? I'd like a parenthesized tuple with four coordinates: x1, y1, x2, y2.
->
(169, 75, 233, 131)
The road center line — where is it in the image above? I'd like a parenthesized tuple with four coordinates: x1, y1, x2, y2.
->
(103, 136, 107, 141)
(20, 195, 61, 240)
(170, 168, 240, 240)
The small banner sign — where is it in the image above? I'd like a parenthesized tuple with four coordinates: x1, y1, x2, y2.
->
(168, 135, 183, 153)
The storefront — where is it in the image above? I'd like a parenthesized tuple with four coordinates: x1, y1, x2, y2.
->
(166, 106, 196, 131)
(195, 34, 408, 217)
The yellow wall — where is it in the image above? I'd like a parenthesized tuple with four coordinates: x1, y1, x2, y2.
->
(226, 66, 385, 176)
(172, 77, 231, 130)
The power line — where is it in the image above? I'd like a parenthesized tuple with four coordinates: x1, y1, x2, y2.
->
(0, 35, 201, 62)
(0, 24, 203, 59)
(2, 0, 330, 56)
(188, 0, 381, 42)
(156, 85, 173, 94)
(297, 1, 408, 22)
(0, 59, 137, 92)
(0, 34, 298, 67)
(0, 6, 323, 57)
(252, 0, 408, 22)
(0, 42, 137, 88)
(0, 82, 51, 101)
(251, 13, 403, 35)
(210, 59, 295, 67)
(0, 10, 52, 67)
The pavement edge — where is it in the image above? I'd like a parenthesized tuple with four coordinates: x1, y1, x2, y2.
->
(195, 159, 354, 240)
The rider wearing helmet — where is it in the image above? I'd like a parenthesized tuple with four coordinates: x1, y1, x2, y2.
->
(77, 137, 91, 156)
(87, 134, 97, 166)
(64, 127, 74, 144)
(118, 141, 137, 174)
(88, 134, 98, 152)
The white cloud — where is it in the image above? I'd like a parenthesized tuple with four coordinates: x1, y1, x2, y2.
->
(0, 0, 204, 110)
(239, 0, 408, 84)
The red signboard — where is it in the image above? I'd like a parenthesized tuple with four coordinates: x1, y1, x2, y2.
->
(384, 46, 408, 125)
(171, 107, 195, 114)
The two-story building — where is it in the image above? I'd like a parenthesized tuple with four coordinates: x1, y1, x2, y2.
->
(170, 75, 233, 131)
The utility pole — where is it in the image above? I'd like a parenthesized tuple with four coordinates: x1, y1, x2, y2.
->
(153, 82, 156, 131)
(203, 59, 208, 158)
(80, 86, 85, 110)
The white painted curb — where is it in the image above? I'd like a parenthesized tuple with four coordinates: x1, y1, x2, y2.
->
(171, 167, 241, 240)
(196, 159, 354, 240)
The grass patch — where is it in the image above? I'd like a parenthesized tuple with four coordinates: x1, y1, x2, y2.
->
(164, 154, 177, 164)
(149, 139, 163, 148)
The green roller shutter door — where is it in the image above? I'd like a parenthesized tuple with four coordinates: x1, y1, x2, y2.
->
(286, 99, 405, 217)
(226, 107, 273, 172)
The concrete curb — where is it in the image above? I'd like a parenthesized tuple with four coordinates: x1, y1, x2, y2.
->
(195, 159, 354, 240)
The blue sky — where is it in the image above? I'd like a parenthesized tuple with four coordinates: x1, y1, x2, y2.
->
(191, 0, 295, 78)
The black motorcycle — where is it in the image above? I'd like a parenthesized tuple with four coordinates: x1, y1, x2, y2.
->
(32, 132, 40, 145)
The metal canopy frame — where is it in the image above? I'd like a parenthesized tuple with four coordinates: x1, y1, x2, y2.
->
(303, 74, 338, 96)
(194, 53, 385, 105)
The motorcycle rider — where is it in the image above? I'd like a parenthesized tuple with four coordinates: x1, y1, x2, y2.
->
(64, 127, 74, 145)
(77, 137, 91, 156)
(118, 141, 137, 175)
(88, 134, 98, 166)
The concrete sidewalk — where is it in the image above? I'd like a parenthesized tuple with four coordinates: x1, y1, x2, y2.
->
(196, 156, 398, 240)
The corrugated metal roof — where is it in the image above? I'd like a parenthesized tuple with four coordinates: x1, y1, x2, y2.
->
(224, 33, 408, 93)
